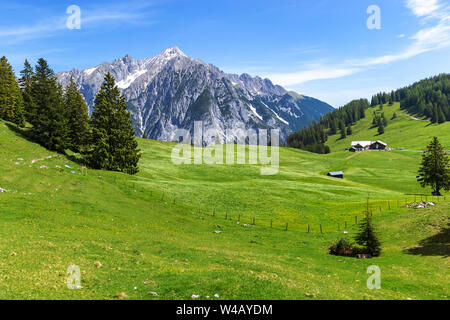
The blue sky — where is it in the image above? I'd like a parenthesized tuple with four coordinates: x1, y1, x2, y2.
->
(1, 0, 449, 107)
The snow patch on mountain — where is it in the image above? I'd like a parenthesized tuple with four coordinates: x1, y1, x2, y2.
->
(248, 104, 263, 121)
(117, 69, 148, 89)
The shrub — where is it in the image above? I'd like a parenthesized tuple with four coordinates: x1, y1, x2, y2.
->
(328, 238, 356, 256)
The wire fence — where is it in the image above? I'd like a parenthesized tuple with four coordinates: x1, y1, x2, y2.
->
(104, 174, 449, 235)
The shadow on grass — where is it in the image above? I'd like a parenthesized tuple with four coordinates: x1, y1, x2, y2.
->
(5, 122, 86, 166)
(5, 122, 34, 142)
(406, 220, 450, 258)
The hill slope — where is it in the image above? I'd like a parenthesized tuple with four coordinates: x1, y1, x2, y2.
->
(326, 102, 450, 152)
(0, 119, 448, 300)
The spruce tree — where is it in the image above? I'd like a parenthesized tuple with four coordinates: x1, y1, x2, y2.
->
(417, 137, 450, 196)
(87, 73, 140, 174)
(19, 59, 36, 125)
(347, 125, 352, 136)
(339, 121, 346, 139)
(64, 77, 91, 153)
(355, 212, 382, 257)
(438, 107, 446, 124)
(378, 121, 385, 135)
(0, 56, 25, 127)
(30, 58, 69, 153)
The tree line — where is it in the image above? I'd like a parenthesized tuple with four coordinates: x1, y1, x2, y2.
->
(287, 99, 369, 153)
(371, 73, 450, 123)
(0, 56, 140, 174)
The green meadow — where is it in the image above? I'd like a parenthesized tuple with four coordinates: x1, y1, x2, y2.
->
(0, 118, 448, 300)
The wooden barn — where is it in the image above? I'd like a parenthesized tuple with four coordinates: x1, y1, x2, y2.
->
(327, 171, 344, 179)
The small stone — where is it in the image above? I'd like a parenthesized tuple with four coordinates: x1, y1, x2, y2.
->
(214, 294, 220, 298)
(116, 292, 128, 299)
(214, 230, 222, 234)
(192, 294, 200, 299)
(94, 261, 102, 268)
(10, 252, 17, 256)
(148, 292, 159, 296)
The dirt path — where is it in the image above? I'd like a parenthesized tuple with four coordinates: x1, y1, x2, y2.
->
(407, 115, 427, 122)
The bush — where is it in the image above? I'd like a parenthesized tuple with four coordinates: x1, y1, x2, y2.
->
(328, 238, 356, 256)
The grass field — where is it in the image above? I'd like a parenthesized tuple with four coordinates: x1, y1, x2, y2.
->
(0, 119, 449, 300)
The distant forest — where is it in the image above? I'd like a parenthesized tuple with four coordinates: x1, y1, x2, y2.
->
(287, 74, 450, 154)
(371, 73, 450, 123)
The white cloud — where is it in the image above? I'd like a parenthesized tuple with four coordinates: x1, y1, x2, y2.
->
(266, 67, 360, 87)
(265, 0, 450, 87)
(406, 0, 442, 17)
(0, 2, 156, 43)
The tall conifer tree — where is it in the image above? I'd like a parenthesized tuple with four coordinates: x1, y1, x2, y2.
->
(64, 77, 90, 153)
(417, 137, 450, 196)
(87, 73, 140, 174)
(30, 58, 69, 153)
(19, 59, 36, 124)
(0, 56, 25, 127)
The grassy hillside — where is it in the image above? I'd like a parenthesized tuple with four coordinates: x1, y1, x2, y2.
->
(0, 119, 448, 300)
(326, 102, 450, 152)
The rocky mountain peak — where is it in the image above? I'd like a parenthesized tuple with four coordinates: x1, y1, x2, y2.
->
(57, 48, 333, 143)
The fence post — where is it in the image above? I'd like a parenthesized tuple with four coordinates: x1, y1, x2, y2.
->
(252, 217, 255, 225)
(338, 223, 340, 231)
(388, 201, 390, 210)
(307, 225, 310, 233)
(238, 215, 240, 223)
(355, 216, 358, 225)
(270, 220, 273, 228)
(225, 212, 228, 220)
(285, 223, 288, 232)
(320, 224, 323, 234)
(213, 208, 215, 217)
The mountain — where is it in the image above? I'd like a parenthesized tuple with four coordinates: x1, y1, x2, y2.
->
(57, 47, 333, 143)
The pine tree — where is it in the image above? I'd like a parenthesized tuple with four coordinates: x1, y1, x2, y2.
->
(417, 137, 450, 196)
(87, 73, 140, 174)
(64, 77, 91, 153)
(354, 212, 382, 257)
(0, 56, 25, 127)
(30, 58, 69, 153)
(378, 121, 385, 135)
(339, 121, 346, 139)
(19, 59, 36, 125)
(346, 125, 352, 136)
(438, 107, 446, 124)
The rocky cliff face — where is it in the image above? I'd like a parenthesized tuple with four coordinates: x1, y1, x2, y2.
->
(57, 47, 333, 143)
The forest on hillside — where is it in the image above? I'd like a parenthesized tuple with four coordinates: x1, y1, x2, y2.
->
(371, 74, 450, 123)
(288, 74, 450, 153)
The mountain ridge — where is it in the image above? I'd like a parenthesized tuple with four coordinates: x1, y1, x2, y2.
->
(57, 47, 333, 143)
